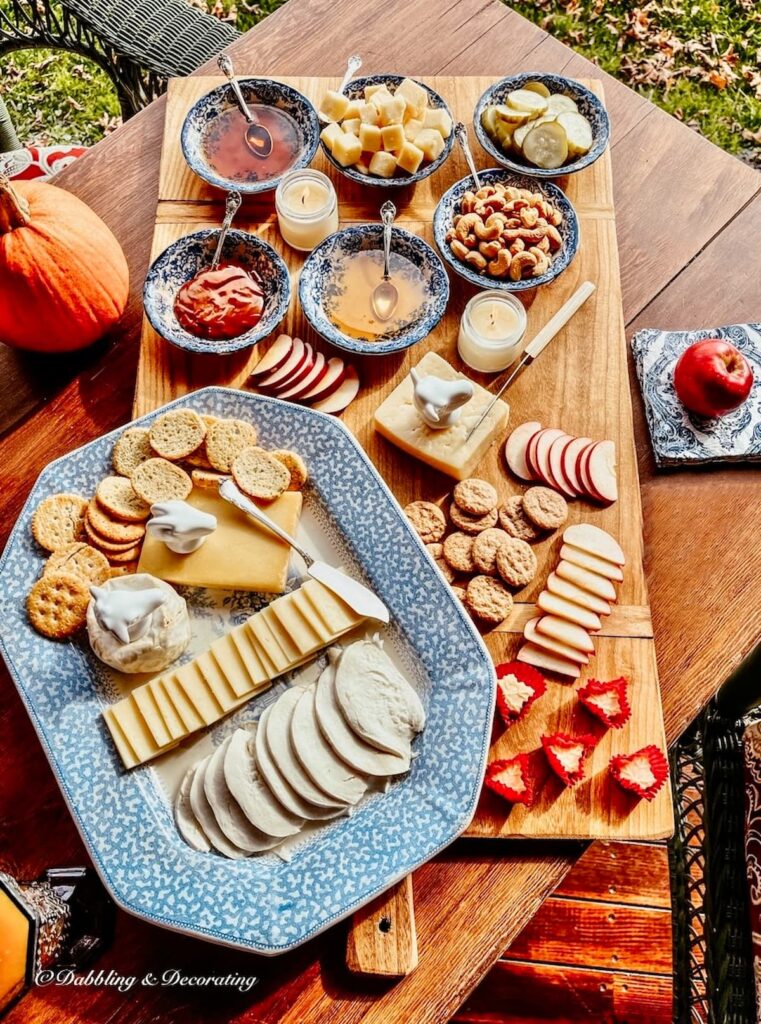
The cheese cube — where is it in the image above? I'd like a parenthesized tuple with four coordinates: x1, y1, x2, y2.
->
(396, 140, 424, 175)
(319, 89, 350, 123)
(354, 160, 371, 176)
(376, 95, 407, 126)
(320, 121, 343, 152)
(365, 84, 392, 102)
(381, 123, 405, 152)
(395, 78, 429, 120)
(332, 131, 362, 167)
(359, 123, 382, 153)
(359, 102, 380, 125)
(404, 118, 424, 142)
(413, 128, 445, 161)
(369, 151, 398, 178)
(424, 107, 453, 138)
(342, 117, 361, 136)
(343, 100, 362, 120)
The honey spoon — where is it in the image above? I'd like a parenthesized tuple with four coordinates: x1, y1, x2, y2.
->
(371, 200, 399, 322)
(218, 54, 273, 159)
(454, 122, 482, 191)
(210, 190, 242, 270)
(318, 54, 363, 124)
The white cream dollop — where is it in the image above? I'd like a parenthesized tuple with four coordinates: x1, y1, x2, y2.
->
(409, 368, 474, 429)
(86, 573, 191, 674)
(146, 500, 217, 554)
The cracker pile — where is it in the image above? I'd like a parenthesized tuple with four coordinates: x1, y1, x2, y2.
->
(404, 479, 568, 627)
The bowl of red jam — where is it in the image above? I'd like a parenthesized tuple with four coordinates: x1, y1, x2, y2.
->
(181, 78, 320, 195)
(143, 228, 291, 354)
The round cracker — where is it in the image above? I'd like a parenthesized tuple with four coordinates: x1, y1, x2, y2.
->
(112, 427, 152, 477)
(472, 527, 511, 576)
(497, 495, 543, 542)
(231, 447, 290, 502)
(44, 542, 110, 585)
(522, 486, 568, 530)
(86, 499, 145, 544)
(31, 494, 87, 552)
(84, 517, 145, 554)
(149, 409, 206, 461)
(131, 458, 192, 505)
(465, 575, 514, 625)
(27, 571, 90, 639)
(495, 536, 537, 588)
(270, 449, 308, 491)
(191, 468, 226, 491)
(442, 531, 475, 574)
(453, 478, 499, 516)
(107, 544, 143, 564)
(96, 477, 150, 523)
(205, 418, 258, 473)
(449, 502, 498, 535)
(403, 501, 446, 544)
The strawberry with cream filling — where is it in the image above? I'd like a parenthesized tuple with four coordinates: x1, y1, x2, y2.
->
(495, 661, 546, 727)
(609, 745, 668, 801)
(484, 754, 535, 806)
(578, 677, 631, 729)
(541, 731, 596, 786)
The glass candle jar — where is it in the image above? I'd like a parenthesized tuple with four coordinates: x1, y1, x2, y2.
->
(275, 169, 339, 252)
(457, 290, 527, 373)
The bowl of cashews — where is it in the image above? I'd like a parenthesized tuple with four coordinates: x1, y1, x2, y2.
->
(432, 169, 579, 291)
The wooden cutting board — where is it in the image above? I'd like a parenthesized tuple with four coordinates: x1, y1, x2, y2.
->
(135, 73, 672, 972)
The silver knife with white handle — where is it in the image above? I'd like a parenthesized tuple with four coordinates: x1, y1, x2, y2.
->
(218, 478, 389, 623)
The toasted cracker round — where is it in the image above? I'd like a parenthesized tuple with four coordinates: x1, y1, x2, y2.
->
(404, 501, 447, 543)
(522, 486, 568, 530)
(183, 416, 217, 469)
(112, 427, 152, 477)
(443, 531, 476, 574)
(149, 409, 206, 461)
(31, 494, 87, 552)
(434, 555, 456, 583)
(498, 495, 543, 542)
(131, 458, 192, 505)
(107, 563, 138, 577)
(495, 536, 537, 588)
(84, 517, 144, 554)
(86, 499, 145, 544)
(451, 584, 467, 603)
(453, 478, 499, 516)
(465, 575, 514, 625)
(205, 418, 258, 473)
(449, 502, 498, 535)
(107, 544, 143, 564)
(191, 468, 226, 491)
(96, 477, 150, 523)
(426, 542, 443, 560)
(472, 527, 511, 576)
(44, 542, 110, 585)
(231, 446, 290, 501)
(270, 449, 308, 491)
(27, 571, 90, 639)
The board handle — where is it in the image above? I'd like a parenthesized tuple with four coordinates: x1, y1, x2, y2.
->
(346, 875, 418, 977)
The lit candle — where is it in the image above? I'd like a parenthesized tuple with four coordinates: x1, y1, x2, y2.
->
(275, 169, 339, 252)
(457, 290, 527, 373)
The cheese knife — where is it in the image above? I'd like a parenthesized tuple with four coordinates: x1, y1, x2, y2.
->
(218, 478, 390, 623)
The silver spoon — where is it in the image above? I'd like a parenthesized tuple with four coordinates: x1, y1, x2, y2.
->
(218, 54, 273, 159)
(319, 54, 363, 124)
(454, 122, 482, 191)
(210, 190, 242, 270)
(371, 200, 399, 322)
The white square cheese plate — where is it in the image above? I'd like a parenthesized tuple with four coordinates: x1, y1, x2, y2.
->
(0, 388, 496, 954)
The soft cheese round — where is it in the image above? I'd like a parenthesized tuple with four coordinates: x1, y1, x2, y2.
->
(86, 573, 190, 673)
(223, 728, 304, 838)
(291, 687, 368, 805)
(174, 767, 211, 853)
(204, 736, 283, 853)
(189, 756, 248, 859)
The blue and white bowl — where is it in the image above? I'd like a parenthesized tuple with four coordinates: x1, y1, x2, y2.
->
(181, 78, 320, 194)
(433, 169, 580, 292)
(299, 224, 449, 355)
(474, 73, 610, 178)
(320, 74, 454, 188)
(143, 229, 291, 354)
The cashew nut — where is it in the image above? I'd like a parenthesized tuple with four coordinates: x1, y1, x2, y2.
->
(478, 239, 502, 260)
(487, 249, 512, 278)
(509, 251, 538, 281)
(464, 250, 488, 271)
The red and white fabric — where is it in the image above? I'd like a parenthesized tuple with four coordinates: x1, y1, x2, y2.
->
(1, 144, 87, 181)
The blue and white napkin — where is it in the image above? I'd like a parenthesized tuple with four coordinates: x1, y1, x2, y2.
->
(631, 323, 761, 467)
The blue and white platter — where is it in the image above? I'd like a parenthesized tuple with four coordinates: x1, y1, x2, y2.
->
(0, 388, 495, 955)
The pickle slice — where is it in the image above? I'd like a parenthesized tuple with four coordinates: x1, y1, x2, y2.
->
(480, 105, 499, 136)
(547, 93, 579, 116)
(494, 103, 532, 125)
(507, 89, 549, 116)
(523, 81, 551, 99)
(556, 111, 593, 157)
(522, 121, 569, 169)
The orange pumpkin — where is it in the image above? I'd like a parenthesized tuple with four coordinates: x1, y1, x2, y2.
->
(0, 174, 129, 352)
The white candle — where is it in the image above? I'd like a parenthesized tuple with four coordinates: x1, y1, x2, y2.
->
(275, 169, 339, 252)
(457, 290, 527, 373)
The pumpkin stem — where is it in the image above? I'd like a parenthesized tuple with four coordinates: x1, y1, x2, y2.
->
(0, 174, 31, 232)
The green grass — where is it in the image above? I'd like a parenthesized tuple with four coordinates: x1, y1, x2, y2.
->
(1, 0, 759, 167)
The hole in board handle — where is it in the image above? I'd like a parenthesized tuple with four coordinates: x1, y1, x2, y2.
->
(378, 916, 392, 934)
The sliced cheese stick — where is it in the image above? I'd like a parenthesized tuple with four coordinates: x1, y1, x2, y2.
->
(204, 737, 283, 853)
(536, 615, 595, 653)
(537, 591, 602, 631)
(547, 572, 611, 616)
(560, 544, 624, 583)
(517, 642, 581, 679)
(189, 756, 249, 859)
(556, 559, 617, 601)
(291, 687, 368, 805)
(563, 524, 625, 566)
(223, 728, 303, 838)
(524, 617, 589, 665)
(175, 767, 211, 853)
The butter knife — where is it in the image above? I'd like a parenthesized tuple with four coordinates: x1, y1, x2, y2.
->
(218, 478, 390, 623)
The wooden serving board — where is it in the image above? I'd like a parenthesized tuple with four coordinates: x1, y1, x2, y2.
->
(137, 74, 671, 857)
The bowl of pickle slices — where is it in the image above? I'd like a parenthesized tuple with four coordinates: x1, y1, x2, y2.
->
(474, 73, 610, 178)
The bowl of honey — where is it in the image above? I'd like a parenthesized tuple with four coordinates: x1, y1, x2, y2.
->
(143, 229, 291, 354)
(299, 224, 449, 356)
(181, 78, 320, 195)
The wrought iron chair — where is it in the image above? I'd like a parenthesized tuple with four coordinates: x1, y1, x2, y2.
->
(0, 0, 240, 149)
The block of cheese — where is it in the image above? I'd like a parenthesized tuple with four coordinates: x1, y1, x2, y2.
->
(137, 488, 302, 593)
(103, 579, 367, 768)
(374, 351, 509, 480)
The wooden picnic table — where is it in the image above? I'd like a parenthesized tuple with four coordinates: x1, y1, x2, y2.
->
(1, 0, 760, 1021)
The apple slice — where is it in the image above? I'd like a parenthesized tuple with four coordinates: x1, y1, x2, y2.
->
(505, 421, 542, 481)
(250, 333, 293, 379)
(257, 336, 307, 393)
(546, 572, 611, 616)
(586, 440, 618, 505)
(562, 436, 591, 494)
(311, 365, 360, 414)
(524, 616, 589, 664)
(299, 356, 346, 403)
(533, 428, 566, 490)
(563, 524, 625, 566)
(576, 440, 598, 499)
(535, 614, 595, 654)
(547, 434, 577, 498)
(556, 560, 617, 601)
(278, 351, 326, 400)
(270, 342, 316, 394)
(525, 427, 547, 481)
(560, 544, 624, 583)
(537, 591, 602, 632)
(517, 643, 581, 679)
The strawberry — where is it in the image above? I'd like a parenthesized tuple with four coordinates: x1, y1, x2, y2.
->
(541, 731, 596, 786)
(609, 745, 668, 801)
(495, 661, 546, 727)
(578, 677, 631, 729)
(484, 754, 535, 806)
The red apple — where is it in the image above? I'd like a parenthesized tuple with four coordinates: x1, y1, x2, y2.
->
(673, 339, 753, 418)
